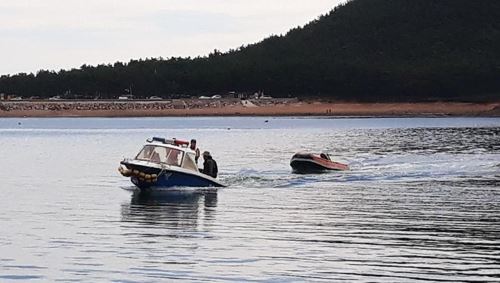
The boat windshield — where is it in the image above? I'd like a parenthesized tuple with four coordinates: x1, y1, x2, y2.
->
(182, 152, 198, 171)
(136, 145, 184, 166)
(320, 153, 331, 161)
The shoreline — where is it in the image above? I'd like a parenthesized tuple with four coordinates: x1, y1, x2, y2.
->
(0, 101, 499, 118)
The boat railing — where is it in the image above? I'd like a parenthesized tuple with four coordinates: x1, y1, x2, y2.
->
(147, 137, 189, 148)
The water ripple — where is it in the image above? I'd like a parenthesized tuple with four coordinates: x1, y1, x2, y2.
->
(0, 118, 499, 282)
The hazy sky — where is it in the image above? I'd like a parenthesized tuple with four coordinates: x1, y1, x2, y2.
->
(0, 0, 343, 75)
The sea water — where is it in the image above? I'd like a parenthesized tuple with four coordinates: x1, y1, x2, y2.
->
(0, 117, 499, 282)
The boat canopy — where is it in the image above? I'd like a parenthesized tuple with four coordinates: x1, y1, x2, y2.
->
(135, 144, 198, 171)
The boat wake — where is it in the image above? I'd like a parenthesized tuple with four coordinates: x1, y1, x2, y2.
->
(215, 150, 499, 189)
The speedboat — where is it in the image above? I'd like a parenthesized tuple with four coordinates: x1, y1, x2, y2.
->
(119, 137, 225, 190)
(290, 152, 349, 174)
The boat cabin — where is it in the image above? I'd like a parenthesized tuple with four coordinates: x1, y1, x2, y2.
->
(135, 139, 198, 172)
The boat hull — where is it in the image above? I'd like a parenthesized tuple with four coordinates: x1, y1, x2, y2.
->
(131, 169, 224, 189)
(121, 160, 225, 190)
(290, 157, 349, 174)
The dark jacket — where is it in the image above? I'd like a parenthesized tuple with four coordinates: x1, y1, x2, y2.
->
(202, 157, 218, 178)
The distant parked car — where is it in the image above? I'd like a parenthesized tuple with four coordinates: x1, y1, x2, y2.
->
(211, 95, 222, 99)
(199, 96, 211, 100)
(10, 96, 23, 101)
(149, 96, 162, 100)
(49, 96, 62, 100)
(118, 95, 134, 100)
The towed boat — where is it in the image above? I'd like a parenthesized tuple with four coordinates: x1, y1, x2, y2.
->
(119, 137, 225, 190)
(290, 152, 349, 174)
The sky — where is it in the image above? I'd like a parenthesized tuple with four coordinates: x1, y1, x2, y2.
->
(0, 0, 344, 75)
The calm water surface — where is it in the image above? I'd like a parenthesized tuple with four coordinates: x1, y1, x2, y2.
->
(0, 117, 499, 282)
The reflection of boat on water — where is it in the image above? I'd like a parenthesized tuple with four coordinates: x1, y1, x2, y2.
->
(121, 190, 218, 229)
(119, 137, 225, 190)
(131, 189, 218, 207)
(290, 152, 349, 174)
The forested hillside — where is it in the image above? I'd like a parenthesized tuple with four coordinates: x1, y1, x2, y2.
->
(1, 0, 500, 101)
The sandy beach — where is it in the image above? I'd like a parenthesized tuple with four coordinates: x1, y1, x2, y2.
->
(0, 100, 499, 117)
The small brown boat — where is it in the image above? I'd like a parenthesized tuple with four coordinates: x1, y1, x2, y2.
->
(290, 152, 349, 174)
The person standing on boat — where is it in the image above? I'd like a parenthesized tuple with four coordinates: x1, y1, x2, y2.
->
(190, 139, 201, 164)
(202, 151, 218, 178)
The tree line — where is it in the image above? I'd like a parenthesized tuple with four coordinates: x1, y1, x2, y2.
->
(1, 0, 499, 102)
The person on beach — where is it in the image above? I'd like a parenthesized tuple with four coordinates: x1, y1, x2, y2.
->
(190, 139, 201, 164)
(202, 151, 218, 178)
